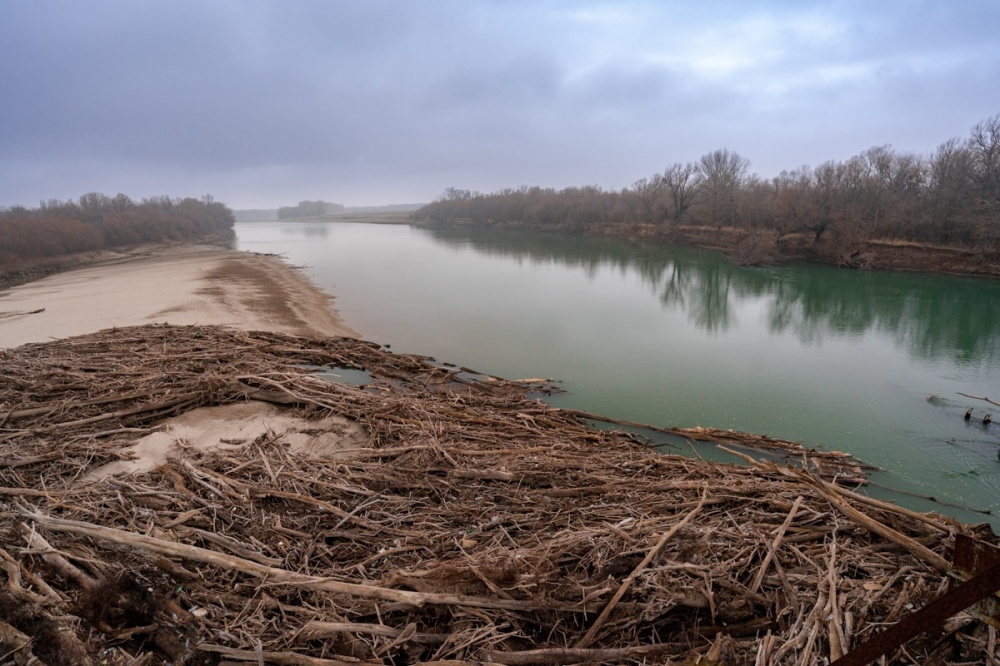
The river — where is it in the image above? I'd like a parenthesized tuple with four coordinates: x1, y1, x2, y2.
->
(236, 220, 1000, 527)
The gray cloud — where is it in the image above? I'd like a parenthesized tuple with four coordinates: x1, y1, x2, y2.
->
(1, 0, 999, 207)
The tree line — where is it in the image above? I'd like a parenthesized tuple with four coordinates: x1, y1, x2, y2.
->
(413, 114, 1000, 262)
(0, 193, 235, 276)
(277, 200, 345, 219)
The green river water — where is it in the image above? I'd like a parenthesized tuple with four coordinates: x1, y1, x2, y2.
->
(236, 221, 1000, 528)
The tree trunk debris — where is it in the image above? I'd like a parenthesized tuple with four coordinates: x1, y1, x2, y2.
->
(0, 323, 997, 664)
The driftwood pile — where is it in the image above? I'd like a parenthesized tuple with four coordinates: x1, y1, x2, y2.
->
(0, 324, 997, 665)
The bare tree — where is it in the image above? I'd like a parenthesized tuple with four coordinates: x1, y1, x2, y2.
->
(860, 145, 893, 236)
(738, 175, 777, 230)
(927, 138, 976, 242)
(810, 161, 846, 240)
(662, 162, 703, 221)
(698, 149, 750, 226)
(968, 114, 1000, 208)
(631, 175, 667, 223)
(111, 193, 135, 213)
(77, 192, 113, 224)
(770, 167, 817, 233)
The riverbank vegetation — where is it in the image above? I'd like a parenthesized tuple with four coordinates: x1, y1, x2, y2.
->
(0, 193, 235, 281)
(277, 199, 345, 219)
(414, 114, 1000, 274)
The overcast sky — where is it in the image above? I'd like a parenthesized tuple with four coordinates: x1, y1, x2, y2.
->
(2, 1, 999, 209)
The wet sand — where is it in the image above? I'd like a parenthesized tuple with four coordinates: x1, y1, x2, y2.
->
(0, 244, 357, 348)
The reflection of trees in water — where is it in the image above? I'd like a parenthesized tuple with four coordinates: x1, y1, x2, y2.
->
(423, 225, 1000, 364)
(281, 224, 329, 238)
(300, 225, 330, 238)
(686, 262, 734, 333)
(891, 286, 998, 366)
(659, 262, 689, 310)
(764, 270, 1000, 365)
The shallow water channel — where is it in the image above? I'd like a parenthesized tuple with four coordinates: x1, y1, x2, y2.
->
(237, 220, 1000, 528)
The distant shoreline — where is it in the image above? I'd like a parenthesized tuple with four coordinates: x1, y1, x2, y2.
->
(234, 210, 414, 225)
(419, 218, 1000, 280)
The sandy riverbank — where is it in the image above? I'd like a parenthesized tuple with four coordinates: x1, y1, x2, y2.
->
(0, 244, 357, 348)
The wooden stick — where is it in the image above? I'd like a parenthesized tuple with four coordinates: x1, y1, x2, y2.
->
(0, 451, 63, 469)
(20, 509, 579, 612)
(451, 468, 519, 482)
(175, 527, 285, 567)
(815, 476, 951, 533)
(808, 483, 950, 572)
(957, 392, 1000, 408)
(750, 495, 802, 593)
(716, 444, 759, 466)
(800, 620, 821, 666)
(772, 595, 826, 664)
(198, 643, 380, 666)
(827, 538, 845, 661)
(560, 407, 683, 436)
(482, 643, 679, 665)
(3, 388, 172, 421)
(17, 522, 97, 589)
(754, 631, 774, 666)
(298, 620, 449, 644)
(0, 487, 73, 498)
(0, 554, 52, 605)
(247, 487, 392, 534)
(32, 393, 200, 432)
(0, 548, 63, 603)
(574, 488, 708, 649)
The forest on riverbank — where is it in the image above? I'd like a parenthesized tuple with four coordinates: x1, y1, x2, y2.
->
(413, 114, 1000, 274)
(0, 193, 235, 280)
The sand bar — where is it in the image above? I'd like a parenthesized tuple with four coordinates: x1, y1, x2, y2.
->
(0, 244, 366, 483)
(0, 244, 357, 348)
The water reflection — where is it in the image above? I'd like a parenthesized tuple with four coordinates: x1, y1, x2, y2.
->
(423, 225, 1000, 365)
(282, 224, 330, 238)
